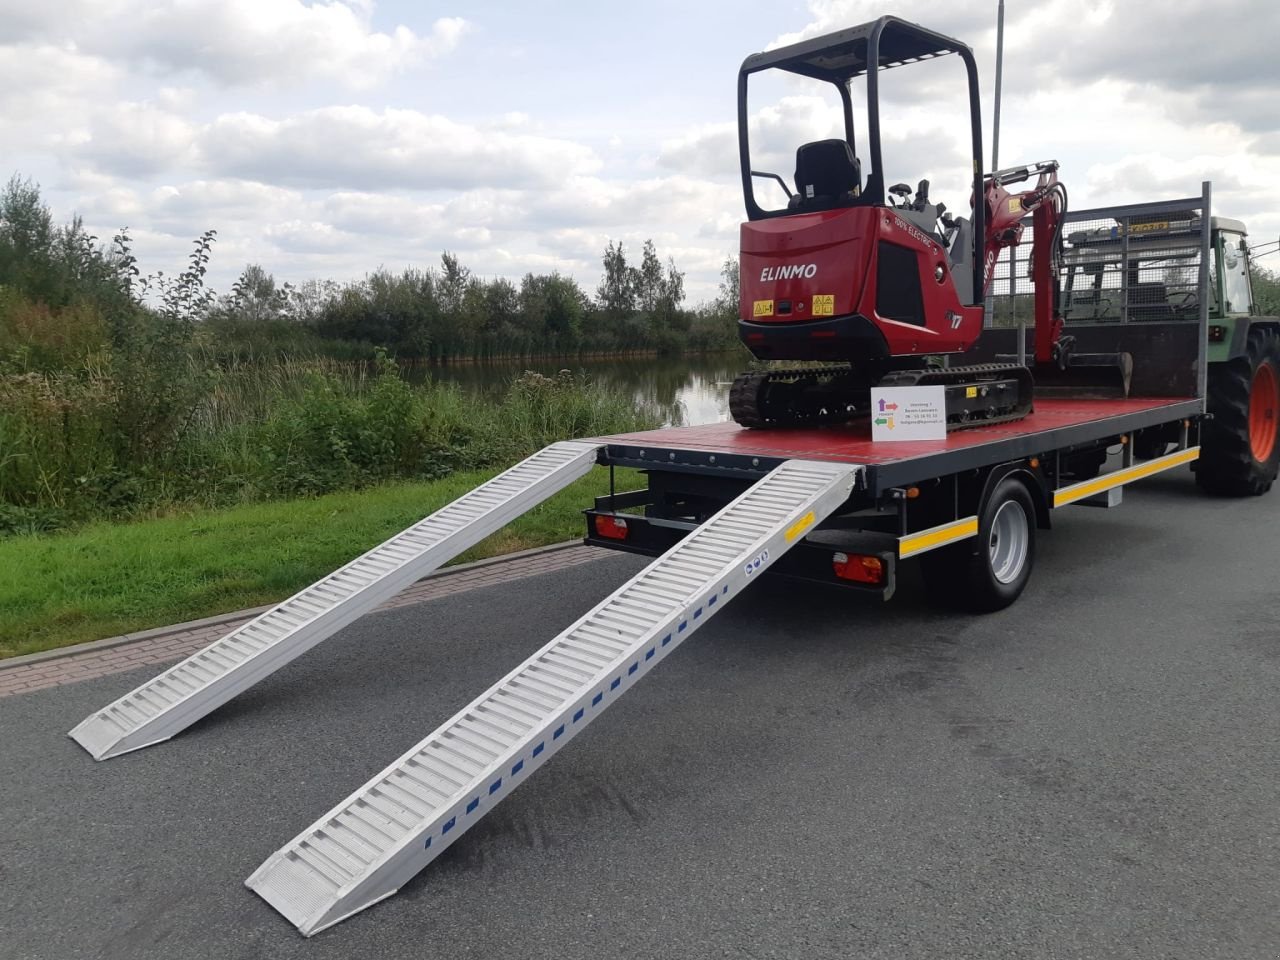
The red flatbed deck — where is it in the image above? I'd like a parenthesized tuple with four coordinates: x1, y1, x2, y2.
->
(597, 396, 1201, 494)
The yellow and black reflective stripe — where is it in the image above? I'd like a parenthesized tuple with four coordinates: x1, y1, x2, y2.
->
(898, 516, 979, 558)
(1053, 446, 1199, 508)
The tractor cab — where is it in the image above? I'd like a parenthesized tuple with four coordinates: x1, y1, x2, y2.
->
(1060, 213, 1256, 326)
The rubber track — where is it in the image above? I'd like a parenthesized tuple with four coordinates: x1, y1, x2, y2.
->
(728, 366, 857, 428)
(1198, 324, 1280, 496)
(878, 363, 1034, 428)
(730, 363, 1035, 430)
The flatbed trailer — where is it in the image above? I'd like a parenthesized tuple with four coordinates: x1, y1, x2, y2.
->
(583, 183, 1277, 607)
(584, 395, 1201, 603)
(65, 186, 1276, 936)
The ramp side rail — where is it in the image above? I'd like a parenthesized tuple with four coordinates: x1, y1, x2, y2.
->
(247, 458, 860, 936)
(69, 441, 604, 761)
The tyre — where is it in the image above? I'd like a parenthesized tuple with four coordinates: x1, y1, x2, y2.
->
(921, 476, 1037, 612)
(1197, 324, 1280, 496)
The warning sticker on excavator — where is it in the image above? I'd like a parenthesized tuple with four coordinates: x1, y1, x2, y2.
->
(753, 299, 774, 317)
(965, 386, 978, 398)
(812, 295, 835, 316)
(1008, 197, 1021, 213)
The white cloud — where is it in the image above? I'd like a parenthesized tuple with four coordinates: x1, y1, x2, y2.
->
(4, 1, 466, 90)
(73, 102, 199, 177)
(0, 44, 121, 149)
(263, 220, 360, 254)
(199, 107, 603, 190)
(8, 1, 1280, 310)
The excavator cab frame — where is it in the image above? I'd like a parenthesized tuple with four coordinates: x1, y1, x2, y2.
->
(736, 15, 987, 309)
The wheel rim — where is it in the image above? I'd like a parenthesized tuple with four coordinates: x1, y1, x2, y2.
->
(988, 500, 1029, 585)
(1249, 361, 1279, 463)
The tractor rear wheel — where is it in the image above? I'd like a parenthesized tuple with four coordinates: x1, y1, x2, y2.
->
(1197, 324, 1280, 496)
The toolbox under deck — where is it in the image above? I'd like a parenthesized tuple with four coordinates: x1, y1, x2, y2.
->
(598, 397, 1201, 492)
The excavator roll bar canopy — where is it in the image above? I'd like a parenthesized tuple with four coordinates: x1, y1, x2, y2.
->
(736, 16, 987, 308)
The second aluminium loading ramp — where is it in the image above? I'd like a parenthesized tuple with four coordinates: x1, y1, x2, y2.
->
(247, 458, 859, 936)
(68, 441, 603, 761)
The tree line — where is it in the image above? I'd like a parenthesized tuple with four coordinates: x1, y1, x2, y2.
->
(0, 175, 742, 370)
(0, 175, 686, 531)
(214, 240, 740, 362)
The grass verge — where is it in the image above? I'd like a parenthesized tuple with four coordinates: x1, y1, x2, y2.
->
(0, 465, 638, 659)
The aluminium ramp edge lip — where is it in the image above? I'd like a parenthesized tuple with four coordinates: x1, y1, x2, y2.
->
(247, 458, 860, 937)
(67, 440, 604, 761)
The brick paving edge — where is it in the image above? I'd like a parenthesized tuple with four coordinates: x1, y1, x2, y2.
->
(1, 539, 588, 672)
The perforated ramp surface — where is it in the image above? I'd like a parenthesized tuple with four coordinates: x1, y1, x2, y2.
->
(247, 458, 860, 935)
(68, 441, 602, 761)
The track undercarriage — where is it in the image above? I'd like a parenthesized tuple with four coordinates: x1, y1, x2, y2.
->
(728, 363, 1034, 430)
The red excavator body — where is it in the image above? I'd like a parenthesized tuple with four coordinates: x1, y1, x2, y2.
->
(739, 206, 984, 361)
(728, 16, 1128, 429)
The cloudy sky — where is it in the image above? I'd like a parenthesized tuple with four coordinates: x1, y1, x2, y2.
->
(5, 0, 1278, 303)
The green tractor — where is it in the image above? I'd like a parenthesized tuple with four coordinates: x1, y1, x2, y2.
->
(1198, 221, 1280, 495)
(1059, 210, 1280, 494)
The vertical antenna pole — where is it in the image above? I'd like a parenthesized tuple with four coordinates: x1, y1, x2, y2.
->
(993, 0, 1005, 170)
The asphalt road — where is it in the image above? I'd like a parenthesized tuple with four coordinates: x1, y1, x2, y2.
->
(2, 467, 1278, 960)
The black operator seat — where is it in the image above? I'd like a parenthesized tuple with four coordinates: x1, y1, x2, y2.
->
(790, 139, 861, 212)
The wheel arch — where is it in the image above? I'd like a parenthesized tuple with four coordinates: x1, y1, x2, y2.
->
(977, 462, 1051, 531)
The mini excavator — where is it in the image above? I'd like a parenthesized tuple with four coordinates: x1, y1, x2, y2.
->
(730, 16, 1130, 429)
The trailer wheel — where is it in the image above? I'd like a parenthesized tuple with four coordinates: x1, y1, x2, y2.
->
(1198, 324, 1280, 497)
(922, 477, 1036, 612)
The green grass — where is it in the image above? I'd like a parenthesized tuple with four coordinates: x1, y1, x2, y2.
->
(0, 465, 639, 659)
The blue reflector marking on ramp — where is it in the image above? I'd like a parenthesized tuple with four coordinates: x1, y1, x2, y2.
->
(662, 634, 671, 646)
(425, 836, 432, 848)
(628, 663, 638, 675)
(554, 725, 565, 739)
(708, 595, 717, 607)
(611, 678, 621, 690)
(443, 817, 456, 834)
(592, 693, 603, 706)
(512, 760, 524, 775)
(645, 648, 654, 660)
(693, 607, 702, 619)
(533, 742, 544, 757)
(490, 779, 502, 794)
(678, 621, 687, 633)
(466, 798, 479, 814)
(573, 708, 584, 722)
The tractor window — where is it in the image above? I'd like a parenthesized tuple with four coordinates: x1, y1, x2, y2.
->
(1220, 233, 1252, 315)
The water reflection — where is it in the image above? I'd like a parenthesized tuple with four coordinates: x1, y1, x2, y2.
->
(409, 354, 747, 426)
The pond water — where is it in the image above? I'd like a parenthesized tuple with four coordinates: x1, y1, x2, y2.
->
(407, 353, 748, 426)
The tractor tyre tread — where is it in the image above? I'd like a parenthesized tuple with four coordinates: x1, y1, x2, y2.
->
(1197, 324, 1280, 497)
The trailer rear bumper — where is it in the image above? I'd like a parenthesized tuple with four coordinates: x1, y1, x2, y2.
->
(584, 509, 897, 600)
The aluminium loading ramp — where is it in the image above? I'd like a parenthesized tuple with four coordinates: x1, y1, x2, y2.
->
(247, 458, 860, 936)
(68, 441, 603, 761)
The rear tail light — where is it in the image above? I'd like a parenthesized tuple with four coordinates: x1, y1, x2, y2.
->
(832, 551, 885, 585)
(594, 516, 629, 540)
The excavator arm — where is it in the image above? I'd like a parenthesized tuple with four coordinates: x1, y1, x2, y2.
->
(980, 160, 1068, 365)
